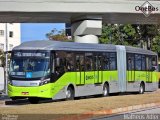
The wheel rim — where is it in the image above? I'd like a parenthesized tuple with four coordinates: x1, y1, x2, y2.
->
(140, 85, 143, 94)
(66, 89, 71, 99)
(103, 86, 108, 96)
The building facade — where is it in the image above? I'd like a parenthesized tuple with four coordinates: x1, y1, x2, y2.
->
(0, 23, 21, 51)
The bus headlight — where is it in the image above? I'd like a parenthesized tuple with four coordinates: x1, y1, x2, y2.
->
(39, 79, 50, 86)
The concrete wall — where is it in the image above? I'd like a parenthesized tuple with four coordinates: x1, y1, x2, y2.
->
(0, 0, 159, 23)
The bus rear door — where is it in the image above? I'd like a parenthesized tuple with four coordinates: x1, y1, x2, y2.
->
(146, 56, 152, 83)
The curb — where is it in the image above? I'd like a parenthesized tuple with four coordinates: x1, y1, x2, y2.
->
(57, 102, 160, 120)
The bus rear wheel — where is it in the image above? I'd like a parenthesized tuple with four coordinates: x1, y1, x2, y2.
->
(102, 83, 109, 97)
(139, 83, 145, 94)
(28, 97, 39, 104)
(66, 87, 74, 100)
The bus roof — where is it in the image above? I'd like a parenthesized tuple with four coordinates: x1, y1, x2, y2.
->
(13, 40, 157, 55)
(13, 40, 116, 52)
(125, 46, 157, 55)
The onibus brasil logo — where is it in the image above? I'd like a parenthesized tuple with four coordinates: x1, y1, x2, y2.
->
(135, 1, 158, 17)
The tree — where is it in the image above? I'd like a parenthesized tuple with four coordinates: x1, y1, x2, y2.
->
(135, 24, 159, 50)
(46, 28, 72, 41)
(0, 49, 5, 67)
(99, 24, 137, 46)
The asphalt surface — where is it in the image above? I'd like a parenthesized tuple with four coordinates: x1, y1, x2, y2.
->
(91, 107, 160, 120)
(0, 94, 9, 101)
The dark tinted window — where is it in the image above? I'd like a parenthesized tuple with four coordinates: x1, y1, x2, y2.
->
(66, 52, 75, 71)
(135, 54, 142, 71)
(109, 53, 116, 70)
(103, 53, 110, 70)
(142, 55, 146, 71)
(127, 54, 134, 70)
(94, 53, 103, 70)
(76, 54, 84, 71)
(85, 53, 94, 71)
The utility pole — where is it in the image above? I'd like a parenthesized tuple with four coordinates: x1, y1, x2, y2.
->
(5, 23, 8, 95)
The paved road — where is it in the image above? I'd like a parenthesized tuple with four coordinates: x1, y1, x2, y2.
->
(91, 107, 160, 120)
(0, 94, 9, 101)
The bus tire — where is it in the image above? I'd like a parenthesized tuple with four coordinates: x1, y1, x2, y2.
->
(66, 86, 74, 100)
(102, 83, 109, 97)
(139, 83, 145, 94)
(28, 97, 39, 104)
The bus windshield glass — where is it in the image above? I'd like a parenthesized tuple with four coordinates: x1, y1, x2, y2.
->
(9, 58, 50, 78)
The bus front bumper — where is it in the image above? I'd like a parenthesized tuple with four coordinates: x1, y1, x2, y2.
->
(8, 84, 53, 98)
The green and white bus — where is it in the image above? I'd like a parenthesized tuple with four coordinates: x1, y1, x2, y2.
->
(8, 40, 158, 103)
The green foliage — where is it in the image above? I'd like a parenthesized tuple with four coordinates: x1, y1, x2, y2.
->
(46, 28, 72, 42)
(100, 24, 160, 55)
(100, 24, 137, 46)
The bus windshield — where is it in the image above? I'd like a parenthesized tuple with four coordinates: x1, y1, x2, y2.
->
(9, 58, 50, 79)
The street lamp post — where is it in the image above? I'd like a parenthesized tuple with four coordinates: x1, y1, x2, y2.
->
(5, 23, 8, 95)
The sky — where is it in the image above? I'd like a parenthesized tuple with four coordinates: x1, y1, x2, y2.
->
(21, 23, 65, 42)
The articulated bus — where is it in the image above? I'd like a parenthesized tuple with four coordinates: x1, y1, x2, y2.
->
(8, 40, 158, 103)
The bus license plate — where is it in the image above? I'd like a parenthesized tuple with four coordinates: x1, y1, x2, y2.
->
(21, 92, 29, 95)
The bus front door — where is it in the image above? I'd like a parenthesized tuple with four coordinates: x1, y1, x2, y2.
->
(76, 54, 85, 85)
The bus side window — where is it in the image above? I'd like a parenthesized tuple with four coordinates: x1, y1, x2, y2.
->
(127, 56, 132, 70)
(146, 56, 152, 71)
(135, 54, 142, 71)
(76, 54, 84, 71)
(55, 51, 66, 76)
(110, 53, 116, 70)
(94, 53, 103, 71)
(66, 52, 75, 71)
(151, 55, 157, 71)
(85, 53, 93, 71)
(129, 54, 134, 70)
(94, 55, 98, 71)
(142, 55, 146, 71)
(76, 55, 80, 71)
(103, 53, 109, 70)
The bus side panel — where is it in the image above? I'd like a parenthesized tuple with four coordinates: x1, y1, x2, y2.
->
(102, 71, 119, 93)
(51, 72, 77, 98)
(76, 72, 85, 85)
(145, 71, 158, 91)
(127, 71, 147, 92)
(127, 71, 158, 92)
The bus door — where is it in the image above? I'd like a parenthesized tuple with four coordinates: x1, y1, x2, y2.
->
(146, 56, 152, 83)
(94, 54, 103, 84)
(76, 54, 85, 85)
(127, 54, 135, 82)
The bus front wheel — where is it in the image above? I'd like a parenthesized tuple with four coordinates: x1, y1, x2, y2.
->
(66, 87, 74, 100)
(28, 97, 39, 104)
